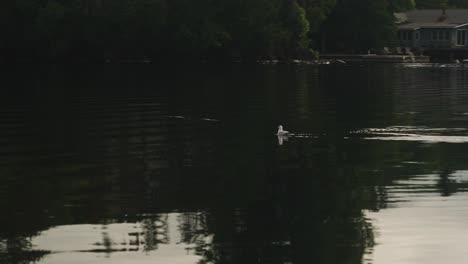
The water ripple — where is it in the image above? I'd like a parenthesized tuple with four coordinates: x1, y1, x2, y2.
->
(352, 126, 468, 143)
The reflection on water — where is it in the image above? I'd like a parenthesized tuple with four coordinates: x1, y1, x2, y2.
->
(366, 171, 468, 264)
(31, 213, 208, 264)
(2, 64, 468, 263)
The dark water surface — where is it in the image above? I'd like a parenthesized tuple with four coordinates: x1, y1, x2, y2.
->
(2, 63, 468, 264)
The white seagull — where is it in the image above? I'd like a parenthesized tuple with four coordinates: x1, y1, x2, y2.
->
(276, 125, 290, 136)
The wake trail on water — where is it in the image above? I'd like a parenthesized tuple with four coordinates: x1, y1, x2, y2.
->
(165, 115, 220, 122)
(350, 126, 468, 144)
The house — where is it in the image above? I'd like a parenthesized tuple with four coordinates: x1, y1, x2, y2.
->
(395, 9, 468, 49)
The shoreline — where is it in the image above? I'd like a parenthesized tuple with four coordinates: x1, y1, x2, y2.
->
(319, 54, 430, 63)
(0, 55, 437, 65)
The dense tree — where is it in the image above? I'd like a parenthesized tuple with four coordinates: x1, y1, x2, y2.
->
(447, 0, 468, 7)
(415, 0, 468, 8)
(9, 0, 458, 62)
(2, 0, 316, 62)
(389, 0, 416, 11)
(416, 0, 447, 8)
(321, 0, 396, 53)
(299, 0, 336, 32)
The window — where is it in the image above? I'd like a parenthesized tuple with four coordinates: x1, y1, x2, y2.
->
(403, 31, 408, 41)
(432, 31, 437, 40)
(445, 31, 450, 40)
(438, 31, 444, 40)
(415, 32, 420, 40)
(457, 30, 466, 46)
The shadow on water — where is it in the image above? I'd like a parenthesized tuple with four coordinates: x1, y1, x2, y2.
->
(2, 64, 468, 263)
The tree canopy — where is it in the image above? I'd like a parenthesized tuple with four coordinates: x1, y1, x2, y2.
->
(3, 0, 468, 62)
(415, 0, 468, 8)
(321, 0, 397, 53)
(3, 0, 314, 62)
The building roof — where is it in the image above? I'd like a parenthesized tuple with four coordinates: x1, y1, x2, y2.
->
(395, 9, 468, 30)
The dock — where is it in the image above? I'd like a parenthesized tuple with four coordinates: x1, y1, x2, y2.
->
(320, 54, 430, 63)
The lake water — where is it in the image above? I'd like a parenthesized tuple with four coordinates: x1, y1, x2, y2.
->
(2, 63, 468, 264)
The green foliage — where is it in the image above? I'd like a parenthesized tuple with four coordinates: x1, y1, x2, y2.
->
(4, 0, 319, 62)
(389, 0, 416, 11)
(5, 0, 435, 61)
(322, 0, 396, 52)
(298, 0, 336, 47)
(288, 1, 310, 50)
(447, 0, 468, 7)
(415, 0, 468, 9)
(416, 0, 447, 8)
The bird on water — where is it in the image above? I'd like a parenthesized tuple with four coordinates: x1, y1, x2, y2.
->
(276, 125, 290, 136)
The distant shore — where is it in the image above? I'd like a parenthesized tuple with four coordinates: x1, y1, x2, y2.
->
(319, 54, 430, 63)
(0, 54, 434, 65)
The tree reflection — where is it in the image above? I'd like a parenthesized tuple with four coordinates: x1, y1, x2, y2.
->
(141, 215, 169, 251)
(0, 236, 49, 264)
(4, 65, 468, 264)
(437, 167, 457, 197)
(168, 126, 379, 264)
